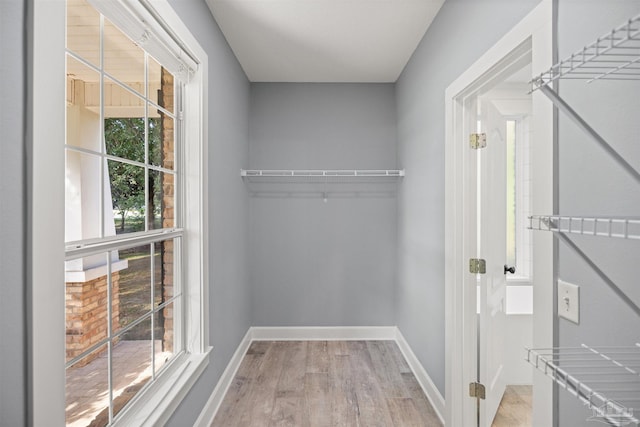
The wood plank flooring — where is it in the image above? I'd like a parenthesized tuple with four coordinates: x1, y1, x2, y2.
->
(491, 385, 532, 427)
(212, 340, 442, 427)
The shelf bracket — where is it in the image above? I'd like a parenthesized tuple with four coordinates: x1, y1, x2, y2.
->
(539, 85, 640, 185)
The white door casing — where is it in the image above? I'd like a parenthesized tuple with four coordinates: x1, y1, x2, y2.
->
(444, 2, 554, 426)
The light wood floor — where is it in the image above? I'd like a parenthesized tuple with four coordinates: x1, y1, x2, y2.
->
(212, 340, 443, 427)
(491, 385, 532, 427)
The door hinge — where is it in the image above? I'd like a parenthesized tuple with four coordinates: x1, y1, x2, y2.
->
(469, 258, 486, 274)
(470, 133, 487, 149)
(469, 382, 486, 399)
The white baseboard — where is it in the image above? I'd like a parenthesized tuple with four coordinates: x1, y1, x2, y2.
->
(195, 326, 445, 426)
(193, 329, 252, 427)
(395, 328, 445, 423)
(251, 326, 397, 341)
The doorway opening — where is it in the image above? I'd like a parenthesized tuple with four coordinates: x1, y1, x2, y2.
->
(474, 60, 534, 427)
(444, 3, 554, 426)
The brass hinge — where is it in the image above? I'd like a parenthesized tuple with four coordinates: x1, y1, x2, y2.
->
(469, 382, 486, 399)
(469, 258, 486, 274)
(470, 133, 487, 149)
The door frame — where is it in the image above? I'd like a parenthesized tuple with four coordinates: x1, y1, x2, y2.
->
(444, 1, 554, 426)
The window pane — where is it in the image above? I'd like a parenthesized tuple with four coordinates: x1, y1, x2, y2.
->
(103, 77, 146, 124)
(506, 120, 517, 267)
(150, 113, 175, 170)
(104, 18, 145, 97)
(112, 320, 152, 419)
(66, 0, 100, 67)
(153, 240, 175, 306)
(66, 344, 109, 427)
(66, 56, 101, 152)
(107, 159, 146, 234)
(116, 244, 152, 335)
(65, 251, 124, 359)
(153, 239, 176, 374)
(148, 116, 161, 166)
(149, 170, 175, 230)
(148, 57, 175, 114)
(154, 301, 175, 375)
(104, 116, 145, 164)
(66, 151, 103, 242)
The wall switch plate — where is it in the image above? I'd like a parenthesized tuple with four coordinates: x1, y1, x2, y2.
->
(558, 279, 580, 324)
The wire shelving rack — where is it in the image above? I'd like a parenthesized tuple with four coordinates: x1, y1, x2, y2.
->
(530, 15, 640, 91)
(240, 169, 405, 184)
(528, 215, 640, 240)
(526, 345, 640, 426)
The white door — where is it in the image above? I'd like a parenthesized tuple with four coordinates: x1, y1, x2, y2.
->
(477, 97, 508, 426)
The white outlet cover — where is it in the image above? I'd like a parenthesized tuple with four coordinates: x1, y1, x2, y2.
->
(558, 279, 580, 324)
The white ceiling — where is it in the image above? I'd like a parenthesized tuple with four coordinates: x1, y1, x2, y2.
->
(205, 0, 445, 82)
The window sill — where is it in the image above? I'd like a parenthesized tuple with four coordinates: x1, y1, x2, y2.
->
(506, 276, 532, 286)
(114, 346, 212, 426)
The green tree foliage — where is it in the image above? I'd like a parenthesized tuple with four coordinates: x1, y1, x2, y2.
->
(104, 117, 161, 231)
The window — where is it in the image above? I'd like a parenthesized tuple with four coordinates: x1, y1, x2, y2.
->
(31, 0, 208, 425)
(505, 117, 532, 282)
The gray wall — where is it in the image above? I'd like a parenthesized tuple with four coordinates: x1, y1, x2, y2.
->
(249, 83, 397, 326)
(0, 0, 27, 426)
(556, 1, 640, 425)
(395, 0, 541, 395)
(165, 1, 251, 426)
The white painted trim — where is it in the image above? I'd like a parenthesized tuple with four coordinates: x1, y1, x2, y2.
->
(193, 331, 253, 427)
(117, 347, 212, 426)
(65, 259, 128, 283)
(195, 326, 444, 426)
(251, 326, 398, 341)
(395, 329, 445, 423)
(31, 1, 67, 424)
(444, 2, 554, 426)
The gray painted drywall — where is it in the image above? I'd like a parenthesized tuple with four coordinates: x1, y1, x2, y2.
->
(395, 0, 541, 395)
(165, 1, 251, 426)
(556, 1, 640, 425)
(249, 83, 397, 326)
(0, 0, 27, 426)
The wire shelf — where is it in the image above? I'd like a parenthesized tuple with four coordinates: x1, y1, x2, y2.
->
(526, 344, 640, 426)
(530, 14, 640, 91)
(528, 215, 640, 240)
(240, 169, 405, 184)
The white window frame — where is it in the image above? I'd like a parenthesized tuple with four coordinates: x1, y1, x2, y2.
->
(506, 114, 533, 285)
(30, 1, 209, 425)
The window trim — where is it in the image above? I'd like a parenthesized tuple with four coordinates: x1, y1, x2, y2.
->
(30, 0, 209, 424)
